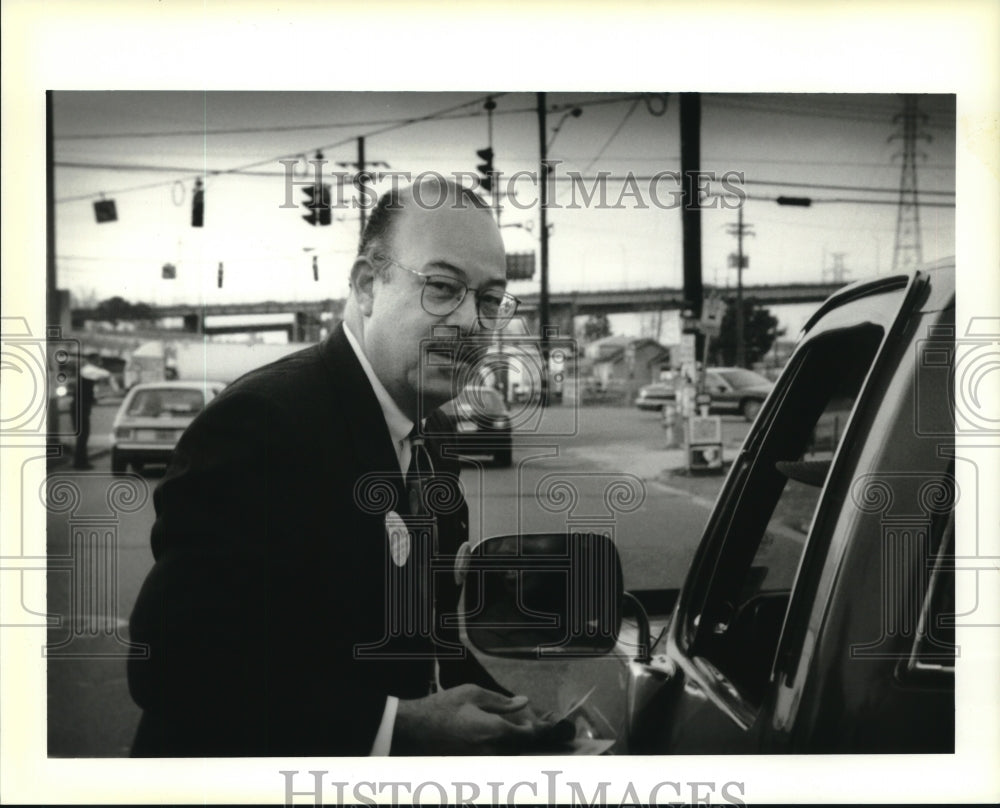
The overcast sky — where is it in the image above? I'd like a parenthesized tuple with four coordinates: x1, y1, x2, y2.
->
(53, 91, 956, 334)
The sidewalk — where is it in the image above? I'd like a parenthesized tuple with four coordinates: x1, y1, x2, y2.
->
(47, 402, 116, 469)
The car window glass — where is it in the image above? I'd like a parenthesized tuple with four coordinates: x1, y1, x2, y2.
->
(691, 325, 884, 707)
(127, 388, 205, 417)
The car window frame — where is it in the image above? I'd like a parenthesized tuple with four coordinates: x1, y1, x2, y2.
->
(691, 329, 886, 703)
(665, 273, 920, 724)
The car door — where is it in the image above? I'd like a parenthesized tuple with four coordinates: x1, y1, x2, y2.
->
(630, 275, 925, 754)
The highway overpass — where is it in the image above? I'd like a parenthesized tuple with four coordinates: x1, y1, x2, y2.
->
(71, 282, 846, 339)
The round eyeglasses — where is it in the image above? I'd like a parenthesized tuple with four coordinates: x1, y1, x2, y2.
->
(374, 255, 521, 330)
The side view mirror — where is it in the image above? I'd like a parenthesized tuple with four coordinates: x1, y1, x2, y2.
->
(460, 532, 623, 659)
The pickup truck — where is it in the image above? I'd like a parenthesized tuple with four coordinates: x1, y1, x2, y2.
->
(460, 259, 957, 753)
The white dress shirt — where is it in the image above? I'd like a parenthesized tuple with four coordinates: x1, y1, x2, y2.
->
(342, 324, 413, 756)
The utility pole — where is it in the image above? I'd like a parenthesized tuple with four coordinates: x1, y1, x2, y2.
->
(357, 137, 367, 241)
(679, 93, 703, 325)
(485, 97, 499, 227)
(736, 206, 745, 368)
(46, 91, 61, 443)
(679, 92, 705, 402)
(890, 94, 930, 271)
(726, 206, 754, 368)
(823, 252, 849, 284)
(537, 92, 550, 405)
(46, 91, 58, 328)
(337, 138, 388, 243)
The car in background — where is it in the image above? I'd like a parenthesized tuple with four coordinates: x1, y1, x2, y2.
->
(633, 379, 676, 411)
(702, 367, 774, 421)
(634, 367, 774, 421)
(110, 381, 225, 474)
(437, 385, 513, 467)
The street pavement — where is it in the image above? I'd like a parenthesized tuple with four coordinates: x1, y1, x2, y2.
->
(43, 399, 747, 756)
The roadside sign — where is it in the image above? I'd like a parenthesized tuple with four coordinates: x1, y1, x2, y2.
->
(689, 415, 722, 443)
(700, 296, 726, 337)
(688, 414, 723, 473)
(677, 334, 696, 366)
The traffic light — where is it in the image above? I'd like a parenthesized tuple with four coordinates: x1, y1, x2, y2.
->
(302, 184, 318, 225)
(318, 184, 332, 226)
(93, 198, 117, 223)
(476, 147, 494, 192)
(217, 262, 224, 288)
(192, 178, 204, 227)
(312, 254, 319, 281)
(505, 251, 535, 280)
(302, 183, 332, 225)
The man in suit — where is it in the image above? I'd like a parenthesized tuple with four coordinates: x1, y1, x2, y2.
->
(127, 178, 553, 756)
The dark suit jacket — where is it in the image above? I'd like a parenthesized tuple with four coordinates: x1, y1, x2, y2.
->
(128, 324, 502, 756)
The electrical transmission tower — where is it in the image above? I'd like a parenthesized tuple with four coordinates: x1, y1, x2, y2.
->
(889, 95, 931, 271)
(822, 252, 850, 284)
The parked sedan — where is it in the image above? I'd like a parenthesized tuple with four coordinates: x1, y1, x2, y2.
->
(633, 380, 676, 411)
(110, 381, 225, 474)
(634, 367, 773, 421)
(702, 367, 774, 421)
(437, 385, 513, 467)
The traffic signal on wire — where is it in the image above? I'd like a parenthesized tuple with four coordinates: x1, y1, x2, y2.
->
(476, 147, 495, 192)
(192, 178, 204, 227)
(302, 183, 332, 226)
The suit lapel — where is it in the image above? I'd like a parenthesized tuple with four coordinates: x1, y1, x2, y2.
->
(319, 323, 407, 509)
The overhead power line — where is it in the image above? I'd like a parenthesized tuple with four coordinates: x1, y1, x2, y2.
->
(55, 160, 955, 200)
(53, 93, 505, 203)
(729, 193, 953, 208)
(56, 93, 953, 143)
(705, 95, 954, 129)
(55, 93, 660, 203)
(54, 93, 653, 142)
(741, 177, 952, 196)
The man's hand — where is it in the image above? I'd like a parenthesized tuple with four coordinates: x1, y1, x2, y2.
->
(391, 684, 557, 755)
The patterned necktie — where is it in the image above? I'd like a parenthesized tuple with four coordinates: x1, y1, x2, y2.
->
(406, 427, 439, 693)
(406, 429, 431, 517)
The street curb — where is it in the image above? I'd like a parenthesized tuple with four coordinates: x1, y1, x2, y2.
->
(648, 479, 718, 510)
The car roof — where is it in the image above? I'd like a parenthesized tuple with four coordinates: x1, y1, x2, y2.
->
(801, 259, 954, 334)
(128, 381, 226, 392)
